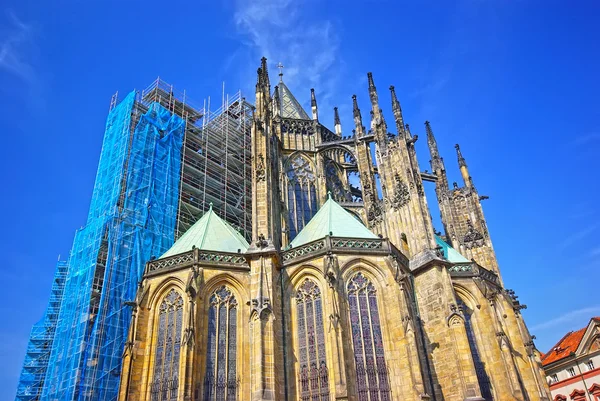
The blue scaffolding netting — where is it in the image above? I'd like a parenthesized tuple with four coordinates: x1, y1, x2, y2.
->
(37, 92, 185, 401)
(15, 260, 68, 401)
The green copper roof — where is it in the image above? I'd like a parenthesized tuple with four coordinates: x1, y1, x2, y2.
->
(435, 235, 469, 263)
(289, 195, 378, 248)
(161, 205, 249, 258)
(278, 81, 310, 120)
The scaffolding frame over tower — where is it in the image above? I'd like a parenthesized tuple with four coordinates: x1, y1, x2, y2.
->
(16, 78, 253, 401)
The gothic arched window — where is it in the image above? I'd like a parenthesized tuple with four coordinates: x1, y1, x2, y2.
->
(204, 286, 238, 401)
(295, 279, 330, 401)
(151, 289, 184, 401)
(347, 273, 390, 401)
(286, 156, 318, 240)
(457, 298, 493, 400)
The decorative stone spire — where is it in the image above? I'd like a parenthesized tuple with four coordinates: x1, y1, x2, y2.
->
(367, 72, 380, 112)
(390, 85, 405, 136)
(260, 56, 270, 89)
(426, 121, 445, 174)
(352, 95, 365, 136)
(334, 107, 342, 135)
(455, 144, 471, 187)
(455, 144, 467, 167)
(310, 88, 318, 121)
(273, 85, 281, 117)
(256, 67, 263, 91)
(366, 73, 388, 155)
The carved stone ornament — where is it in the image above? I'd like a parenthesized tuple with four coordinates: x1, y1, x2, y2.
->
(390, 174, 410, 210)
(362, 181, 383, 225)
(463, 219, 485, 249)
(324, 252, 338, 288)
(447, 303, 465, 327)
(250, 296, 272, 321)
(255, 154, 266, 182)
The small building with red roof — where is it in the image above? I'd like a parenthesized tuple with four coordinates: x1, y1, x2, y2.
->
(542, 317, 600, 400)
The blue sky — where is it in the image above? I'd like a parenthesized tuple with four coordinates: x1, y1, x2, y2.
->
(1, 0, 599, 397)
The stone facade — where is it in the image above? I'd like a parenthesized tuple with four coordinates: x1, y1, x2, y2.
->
(117, 58, 550, 401)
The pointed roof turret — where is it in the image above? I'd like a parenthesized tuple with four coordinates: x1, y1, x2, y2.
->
(289, 194, 378, 248)
(278, 81, 310, 120)
(161, 204, 249, 258)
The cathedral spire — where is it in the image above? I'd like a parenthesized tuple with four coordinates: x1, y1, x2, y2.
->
(367, 72, 380, 112)
(352, 94, 365, 136)
(273, 85, 281, 117)
(426, 121, 445, 174)
(334, 106, 342, 135)
(260, 56, 270, 89)
(455, 144, 471, 187)
(389, 85, 405, 137)
(310, 88, 318, 121)
(367, 73, 388, 154)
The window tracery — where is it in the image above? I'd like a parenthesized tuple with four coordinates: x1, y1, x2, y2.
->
(151, 289, 184, 401)
(286, 156, 318, 240)
(204, 286, 238, 401)
(347, 273, 390, 401)
(457, 298, 493, 400)
(295, 279, 330, 401)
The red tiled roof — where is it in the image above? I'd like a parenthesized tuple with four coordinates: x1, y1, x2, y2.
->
(542, 327, 587, 366)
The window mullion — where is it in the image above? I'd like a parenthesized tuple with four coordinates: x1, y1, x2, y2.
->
(356, 292, 370, 401)
(224, 301, 230, 401)
(365, 292, 381, 398)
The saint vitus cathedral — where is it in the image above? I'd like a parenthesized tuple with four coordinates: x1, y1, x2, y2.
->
(117, 58, 550, 401)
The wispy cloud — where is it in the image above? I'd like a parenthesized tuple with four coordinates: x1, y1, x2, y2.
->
(590, 246, 600, 257)
(531, 306, 600, 331)
(233, 0, 341, 111)
(572, 132, 600, 146)
(556, 223, 599, 252)
(0, 10, 36, 83)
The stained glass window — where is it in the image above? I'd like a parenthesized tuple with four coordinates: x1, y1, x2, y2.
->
(151, 289, 184, 401)
(296, 279, 329, 401)
(204, 286, 238, 401)
(457, 298, 493, 400)
(347, 273, 390, 401)
(286, 156, 318, 240)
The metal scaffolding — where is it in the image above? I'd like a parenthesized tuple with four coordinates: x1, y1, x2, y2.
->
(139, 78, 253, 240)
(16, 78, 252, 401)
(15, 260, 68, 401)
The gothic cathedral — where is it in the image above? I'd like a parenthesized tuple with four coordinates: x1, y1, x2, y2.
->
(117, 58, 551, 401)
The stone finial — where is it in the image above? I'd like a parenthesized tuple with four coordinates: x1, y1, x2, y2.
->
(352, 94, 361, 119)
(334, 107, 342, 135)
(310, 88, 318, 120)
(455, 144, 467, 167)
